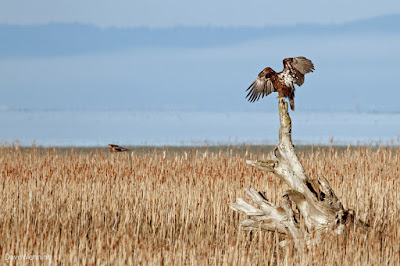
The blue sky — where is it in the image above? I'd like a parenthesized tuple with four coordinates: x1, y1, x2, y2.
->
(1, 1, 400, 146)
(2, 0, 400, 27)
(1, 1, 400, 113)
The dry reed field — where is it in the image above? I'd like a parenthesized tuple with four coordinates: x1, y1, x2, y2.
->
(0, 145, 399, 265)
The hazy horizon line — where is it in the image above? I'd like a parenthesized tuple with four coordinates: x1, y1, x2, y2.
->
(1, 13, 399, 30)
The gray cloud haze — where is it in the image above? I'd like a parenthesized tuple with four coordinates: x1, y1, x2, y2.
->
(2, 0, 400, 27)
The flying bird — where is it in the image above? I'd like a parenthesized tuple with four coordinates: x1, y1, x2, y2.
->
(108, 144, 129, 152)
(246, 57, 314, 110)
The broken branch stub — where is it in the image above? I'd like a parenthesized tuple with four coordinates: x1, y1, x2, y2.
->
(231, 98, 360, 243)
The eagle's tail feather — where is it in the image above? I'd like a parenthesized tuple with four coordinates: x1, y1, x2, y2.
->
(289, 98, 295, 111)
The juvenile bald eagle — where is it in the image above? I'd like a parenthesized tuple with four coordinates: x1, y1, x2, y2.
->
(108, 144, 129, 152)
(246, 57, 314, 110)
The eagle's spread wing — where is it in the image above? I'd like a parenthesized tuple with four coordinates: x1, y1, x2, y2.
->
(287, 57, 315, 86)
(246, 76, 276, 103)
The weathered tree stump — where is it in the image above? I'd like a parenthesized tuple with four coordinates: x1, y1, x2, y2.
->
(231, 98, 366, 245)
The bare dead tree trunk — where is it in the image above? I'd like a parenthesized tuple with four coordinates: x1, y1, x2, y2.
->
(231, 98, 365, 245)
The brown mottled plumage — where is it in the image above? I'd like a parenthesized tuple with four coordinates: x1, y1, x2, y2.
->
(246, 57, 314, 110)
(108, 144, 129, 152)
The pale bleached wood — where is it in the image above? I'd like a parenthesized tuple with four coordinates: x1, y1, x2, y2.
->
(231, 98, 361, 244)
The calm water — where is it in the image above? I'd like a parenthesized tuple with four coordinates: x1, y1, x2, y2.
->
(1, 110, 399, 146)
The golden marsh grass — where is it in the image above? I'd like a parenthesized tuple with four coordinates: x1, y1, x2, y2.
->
(0, 146, 399, 265)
